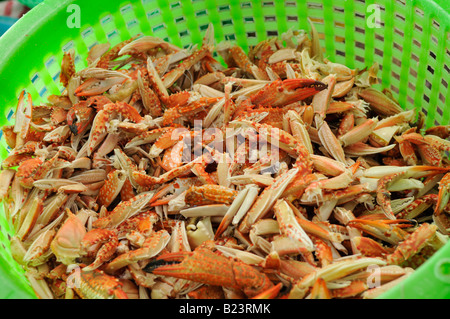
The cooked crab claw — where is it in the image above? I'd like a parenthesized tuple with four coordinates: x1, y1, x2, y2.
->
(249, 78, 327, 107)
(145, 244, 274, 298)
(75, 77, 127, 96)
(435, 172, 450, 216)
(66, 102, 95, 135)
(347, 219, 408, 245)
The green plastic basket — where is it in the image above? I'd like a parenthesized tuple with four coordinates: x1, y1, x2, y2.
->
(0, 0, 449, 299)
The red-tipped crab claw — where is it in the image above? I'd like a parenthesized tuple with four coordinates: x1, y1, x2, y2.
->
(144, 245, 274, 298)
(75, 77, 127, 97)
(66, 103, 95, 135)
(249, 78, 327, 108)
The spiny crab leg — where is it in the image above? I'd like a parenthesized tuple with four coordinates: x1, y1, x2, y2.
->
(71, 269, 128, 299)
(144, 244, 274, 298)
(386, 223, 438, 265)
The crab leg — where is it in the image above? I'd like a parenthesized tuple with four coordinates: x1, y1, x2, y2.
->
(72, 269, 128, 299)
(145, 245, 274, 298)
(347, 219, 408, 245)
(105, 229, 170, 273)
(386, 223, 437, 265)
(435, 172, 450, 216)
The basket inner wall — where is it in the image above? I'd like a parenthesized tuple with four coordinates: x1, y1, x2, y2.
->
(0, 0, 449, 299)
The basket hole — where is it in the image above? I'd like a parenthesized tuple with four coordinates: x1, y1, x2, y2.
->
(375, 48, 383, 58)
(225, 34, 236, 41)
(414, 7, 424, 17)
(410, 68, 418, 78)
(394, 13, 405, 22)
(375, 34, 384, 42)
(218, 4, 230, 11)
(285, 1, 296, 7)
(267, 30, 278, 37)
(407, 96, 414, 105)
(355, 55, 364, 63)
(195, 9, 207, 17)
(425, 80, 432, 90)
(336, 50, 345, 57)
(198, 24, 209, 32)
(241, 2, 252, 8)
(147, 9, 160, 18)
(431, 35, 438, 45)
(221, 19, 233, 26)
(179, 30, 189, 38)
(432, 19, 440, 31)
(391, 72, 400, 81)
(355, 12, 365, 20)
(262, 1, 275, 6)
(393, 42, 402, 52)
(427, 65, 435, 75)
(414, 23, 423, 33)
(334, 20, 345, 29)
(423, 94, 430, 103)
(333, 6, 344, 13)
(442, 79, 448, 89)
(170, 1, 181, 9)
(390, 85, 399, 94)
(287, 16, 298, 22)
(264, 16, 276, 22)
(307, 2, 323, 10)
(152, 24, 165, 33)
(355, 26, 364, 34)
(394, 27, 404, 37)
(355, 41, 365, 49)
(6, 109, 14, 121)
(392, 57, 401, 67)
(439, 93, 445, 104)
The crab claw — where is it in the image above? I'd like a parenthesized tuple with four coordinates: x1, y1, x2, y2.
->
(75, 77, 127, 96)
(435, 172, 450, 216)
(348, 219, 408, 245)
(386, 223, 438, 266)
(145, 245, 274, 298)
(250, 78, 327, 108)
(66, 102, 95, 135)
